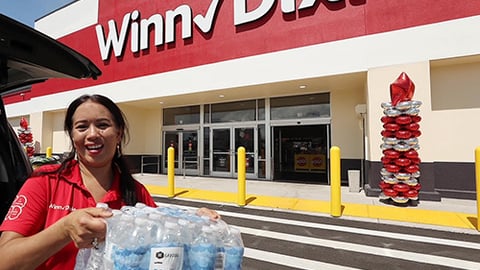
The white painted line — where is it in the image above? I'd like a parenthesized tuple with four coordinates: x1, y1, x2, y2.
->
(239, 226, 480, 270)
(216, 210, 480, 250)
(155, 202, 480, 250)
(244, 248, 360, 270)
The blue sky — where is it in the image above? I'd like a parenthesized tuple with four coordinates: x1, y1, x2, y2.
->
(0, 0, 75, 27)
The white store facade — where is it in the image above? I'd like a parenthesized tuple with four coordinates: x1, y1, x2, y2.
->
(4, 0, 480, 200)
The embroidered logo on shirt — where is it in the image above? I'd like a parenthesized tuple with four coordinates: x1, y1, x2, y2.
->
(5, 195, 27, 220)
(48, 203, 76, 212)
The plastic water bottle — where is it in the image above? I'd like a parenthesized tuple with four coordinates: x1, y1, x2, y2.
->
(110, 214, 142, 270)
(103, 209, 123, 269)
(74, 203, 110, 270)
(74, 248, 91, 270)
(211, 220, 229, 270)
(149, 220, 184, 270)
(178, 218, 195, 270)
(223, 227, 244, 270)
(188, 225, 217, 270)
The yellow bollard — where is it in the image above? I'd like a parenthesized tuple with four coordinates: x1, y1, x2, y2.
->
(46, 147, 52, 158)
(475, 147, 480, 231)
(330, 146, 342, 217)
(168, 146, 175, 198)
(237, 147, 246, 206)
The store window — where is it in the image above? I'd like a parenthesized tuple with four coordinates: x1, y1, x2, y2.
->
(270, 93, 330, 120)
(163, 105, 200, 125)
(211, 100, 256, 123)
(258, 99, 265, 121)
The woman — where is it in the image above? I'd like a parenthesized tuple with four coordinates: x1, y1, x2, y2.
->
(0, 94, 219, 269)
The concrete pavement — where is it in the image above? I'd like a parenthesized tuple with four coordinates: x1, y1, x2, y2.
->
(135, 173, 480, 234)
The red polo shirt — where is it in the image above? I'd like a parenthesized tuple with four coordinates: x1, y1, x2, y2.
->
(0, 160, 157, 270)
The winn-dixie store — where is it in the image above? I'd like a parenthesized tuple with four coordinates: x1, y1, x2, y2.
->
(4, 0, 480, 200)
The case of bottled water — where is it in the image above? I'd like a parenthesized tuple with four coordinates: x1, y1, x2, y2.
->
(75, 203, 244, 270)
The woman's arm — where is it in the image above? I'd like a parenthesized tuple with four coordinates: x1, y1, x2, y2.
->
(0, 207, 112, 270)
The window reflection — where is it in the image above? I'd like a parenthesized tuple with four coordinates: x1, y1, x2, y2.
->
(211, 100, 256, 123)
(164, 106, 200, 125)
(270, 93, 330, 120)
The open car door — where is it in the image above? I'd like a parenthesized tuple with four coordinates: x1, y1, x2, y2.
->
(0, 14, 101, 220)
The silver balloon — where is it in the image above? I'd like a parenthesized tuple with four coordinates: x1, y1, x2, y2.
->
(394, 172, 411, 180)
(381, 143, 394, 150)
(405, 137, 419, 146)
(393, 143, 410, 151)
(395, 101, 412, 111)
(380, 168, 393, 176)
(379, 192, 390, 200)
(406, 107, 420, 115)
(382, 175, 398, 184)
(406, 178, 419, 186)
(383, 137, 398, 145)
(392, 196, 409, 203)
(412, 171, 421, 178)
(381, 102, 392, 109)
(411, 100, 422, 108)
(384, 109, 401, 117)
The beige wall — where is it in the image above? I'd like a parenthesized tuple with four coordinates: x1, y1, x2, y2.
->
(431, 61, 480, 110)
(51, 111, 69, 154)
(120, 105, 162, 155)
(330, 86, 366, 159)
(430, 60, 480, 161)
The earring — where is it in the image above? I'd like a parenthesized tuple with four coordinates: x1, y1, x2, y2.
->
(116, 144, 122, 158)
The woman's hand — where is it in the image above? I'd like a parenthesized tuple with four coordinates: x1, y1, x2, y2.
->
(196, 207, 221, 221)
(62, 207, 113, 248)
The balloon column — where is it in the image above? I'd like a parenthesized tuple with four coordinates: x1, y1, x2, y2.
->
(18, 117, 35, 157)
(379, 72, 422, 205)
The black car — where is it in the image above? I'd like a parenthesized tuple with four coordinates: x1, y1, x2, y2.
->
(0, 14, 101, 220)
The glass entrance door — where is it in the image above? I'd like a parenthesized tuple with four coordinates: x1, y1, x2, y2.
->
(163, 130, 199, 175)
(212, 128, 231, 176)
(211, 127, 256, 177)
(272, 125, 329, 183)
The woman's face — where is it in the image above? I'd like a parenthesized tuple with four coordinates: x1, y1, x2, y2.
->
(71, 100, 122, 168)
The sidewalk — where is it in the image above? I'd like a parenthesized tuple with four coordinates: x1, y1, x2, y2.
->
(135, 173, 479, 234)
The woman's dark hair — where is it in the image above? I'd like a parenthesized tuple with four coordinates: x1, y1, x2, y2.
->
(55, 94, 138, 205)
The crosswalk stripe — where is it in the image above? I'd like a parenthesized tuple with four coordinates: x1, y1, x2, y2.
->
(244, 248, 360, 270)
(238, 226, 480, 270)
(216, 209, 480, 250)
(156, 202, 480, 250)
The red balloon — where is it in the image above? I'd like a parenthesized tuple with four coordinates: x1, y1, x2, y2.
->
(412, 130, 422, 137)
(395, 158, 411, 167)
(407, 122, 420, 131)
(411, 115, 422, 122)
(410, 157, 421, 164)
(393, 183, 410, 192)
(383, 150, 400, 159)
(383, 188, 398, 197)
(381, 116, 396, 123)
(381, 157, 392, 164)
(405, 164, 420, 173)
(381, 130, 396, 137)
(379, 181, 391, 190)
(395, 116, 412, 125)
(385, 164, 401, 173)
(384, 123, 400, 131)
(404, 150, 418, 159)
(412, 184, 422, 190)
(405, 189, 418, 198)
(395, 130, 412, 139)
(390, 72, 415, 106)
